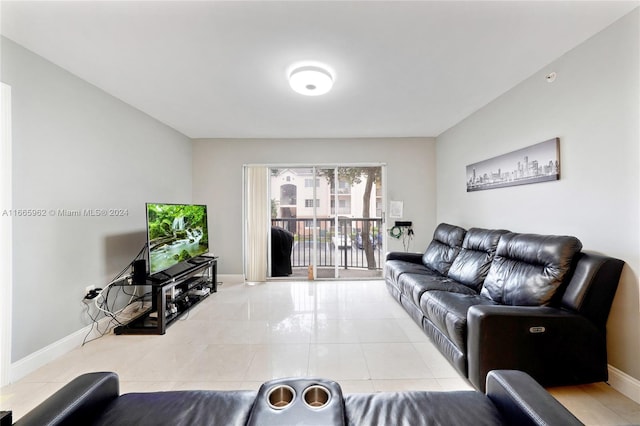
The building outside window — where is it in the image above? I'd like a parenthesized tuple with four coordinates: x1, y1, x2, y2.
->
(305, 178, 320, 187)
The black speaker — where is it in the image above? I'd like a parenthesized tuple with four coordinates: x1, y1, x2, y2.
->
(132, 259, 147, 284)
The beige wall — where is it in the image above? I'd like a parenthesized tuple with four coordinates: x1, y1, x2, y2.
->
(436, 10, 639, 380)
(192, 138, 436, 274)
(1, 37, 193, 361)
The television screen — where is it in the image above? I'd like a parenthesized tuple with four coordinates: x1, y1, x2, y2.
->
(146, 203, 209, 275)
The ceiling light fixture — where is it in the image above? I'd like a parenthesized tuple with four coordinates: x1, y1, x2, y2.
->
(288, 64, 334, 96)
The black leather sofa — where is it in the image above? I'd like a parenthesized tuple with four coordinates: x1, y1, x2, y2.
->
(385, 223, 625, 391)
(14, 370, 583, 425)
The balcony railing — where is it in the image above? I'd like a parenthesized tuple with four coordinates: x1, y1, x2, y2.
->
(330, 207, 351, 215)
(331, 187, 351, 195)
(271, 217, 383, 271)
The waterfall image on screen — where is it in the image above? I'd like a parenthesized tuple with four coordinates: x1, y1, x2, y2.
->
(146, 203, 209, 274)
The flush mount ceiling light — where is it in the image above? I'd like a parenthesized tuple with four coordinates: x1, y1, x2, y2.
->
(288, 64, 334, 96)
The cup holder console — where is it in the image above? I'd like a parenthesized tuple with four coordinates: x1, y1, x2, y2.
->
(247, 378, 345, 426)
(267, 385, 296, 409)
(303, 385, 331, 409)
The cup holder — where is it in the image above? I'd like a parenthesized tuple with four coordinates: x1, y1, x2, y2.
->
(302, 385, 331, 409)
(248, 379, 344, 426)
(267, 385, 296, 410)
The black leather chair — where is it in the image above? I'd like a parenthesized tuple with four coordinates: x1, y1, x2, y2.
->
(14, 370, 583, 425)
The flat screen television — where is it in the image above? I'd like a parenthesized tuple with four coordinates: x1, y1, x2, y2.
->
(146, 202, 209, 275)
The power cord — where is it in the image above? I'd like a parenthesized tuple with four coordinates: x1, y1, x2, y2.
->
(389, 225, 414, 252)
(403, 228, 414, 252)
(81, 243, 148, 345)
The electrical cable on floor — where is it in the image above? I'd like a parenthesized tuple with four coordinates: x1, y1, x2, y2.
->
(82, 243, 149, 345)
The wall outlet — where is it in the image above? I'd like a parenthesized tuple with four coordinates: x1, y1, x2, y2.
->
(83, 285, 96, 301)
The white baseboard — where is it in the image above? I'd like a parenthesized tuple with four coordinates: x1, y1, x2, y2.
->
(9, 316, 112, 383)
(608, 364, 640, 404)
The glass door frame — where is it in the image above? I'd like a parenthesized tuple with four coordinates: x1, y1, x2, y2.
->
(262, 162, 386, 280)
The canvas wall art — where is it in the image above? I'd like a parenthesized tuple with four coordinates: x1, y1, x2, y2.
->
(466, 138, 560, 192)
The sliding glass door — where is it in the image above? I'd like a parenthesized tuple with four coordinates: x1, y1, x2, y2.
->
(268, 164, 385, 280)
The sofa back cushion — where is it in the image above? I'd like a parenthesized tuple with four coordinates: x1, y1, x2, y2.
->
(447, 228, 510, 291)
(480, 233, 583, 306)
(422, 223, 466, 275)
(561, 253, 624, 328)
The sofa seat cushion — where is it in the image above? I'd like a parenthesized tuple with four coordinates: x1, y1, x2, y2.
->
(422, 223, 466, 275)
(420, 291, 498, 352)
(447, 228, 510, 291)
(344, 390, 504, 426)
(94, 390, 258, 426)
(481, 233, 583, 306)
(385, 259, 436, 284)
(399, 273, 477, 306)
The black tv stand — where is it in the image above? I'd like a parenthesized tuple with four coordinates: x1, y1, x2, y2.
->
(114, 257, 217, 335)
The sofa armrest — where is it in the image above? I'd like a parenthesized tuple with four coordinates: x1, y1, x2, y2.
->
(467, 306, 606, 392)
(486, 370, 583, 426)
(385, 251, 423, 263)
(15, 372, 119, 426)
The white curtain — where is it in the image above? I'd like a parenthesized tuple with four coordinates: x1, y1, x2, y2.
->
(245, 165, 268, 283)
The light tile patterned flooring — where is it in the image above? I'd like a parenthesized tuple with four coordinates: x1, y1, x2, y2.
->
(2, 280, 640, 424)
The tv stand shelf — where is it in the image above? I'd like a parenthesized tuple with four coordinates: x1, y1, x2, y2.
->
(114, 257, 217, 335)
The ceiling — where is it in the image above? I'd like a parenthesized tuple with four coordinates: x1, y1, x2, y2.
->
(1, 1, 637, 139)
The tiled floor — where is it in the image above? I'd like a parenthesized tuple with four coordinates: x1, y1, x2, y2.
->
(2, 279, 640, 424)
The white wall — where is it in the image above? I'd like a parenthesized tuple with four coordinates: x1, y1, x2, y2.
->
(1, 37, 193, 361)
(436, 10, 639, 381)
(192, 138, 436, 274)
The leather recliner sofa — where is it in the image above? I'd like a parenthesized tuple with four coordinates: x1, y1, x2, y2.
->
(13, 370, 583, 425)
(385, 223, 625, 391)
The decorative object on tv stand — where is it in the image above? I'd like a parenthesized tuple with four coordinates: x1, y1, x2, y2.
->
(466, 138, 560, 192)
